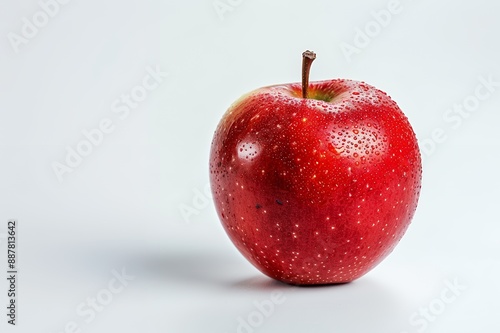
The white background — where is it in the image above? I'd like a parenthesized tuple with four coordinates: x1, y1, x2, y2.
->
(1, 0, 499, 332)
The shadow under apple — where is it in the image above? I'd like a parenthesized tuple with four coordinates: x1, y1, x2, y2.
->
(227, 274, 412, 333)
(71, 244, 413, 332)
(133, 249, 412, 332)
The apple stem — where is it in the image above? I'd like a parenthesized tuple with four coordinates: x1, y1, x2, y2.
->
(302, 50, 316, 99)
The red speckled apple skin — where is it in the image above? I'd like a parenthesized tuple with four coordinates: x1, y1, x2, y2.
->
(209, 79, 422, 285)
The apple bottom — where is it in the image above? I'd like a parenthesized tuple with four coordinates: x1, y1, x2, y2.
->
(217, 190, 411, 285)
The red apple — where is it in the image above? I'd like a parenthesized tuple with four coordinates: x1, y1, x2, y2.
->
(209, 51, 421, 285)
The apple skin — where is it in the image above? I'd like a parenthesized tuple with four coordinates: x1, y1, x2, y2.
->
(209, 79, 421, 285)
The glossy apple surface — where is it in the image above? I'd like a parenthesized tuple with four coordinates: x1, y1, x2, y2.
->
(209, 78, 421, 285)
